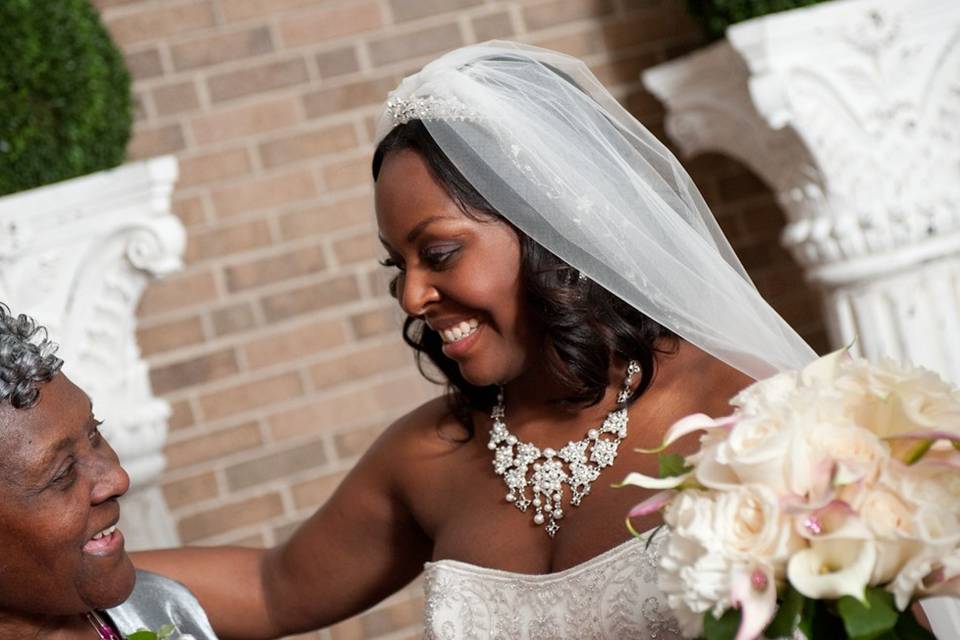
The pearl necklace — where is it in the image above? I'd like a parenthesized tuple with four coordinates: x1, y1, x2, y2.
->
(487, 361, 639, 537)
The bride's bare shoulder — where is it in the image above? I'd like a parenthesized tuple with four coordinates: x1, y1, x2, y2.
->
(372, 394, 473, 456)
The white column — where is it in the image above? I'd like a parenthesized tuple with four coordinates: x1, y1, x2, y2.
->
(0, 156, 184, 549)
(644, 0, 960, 633)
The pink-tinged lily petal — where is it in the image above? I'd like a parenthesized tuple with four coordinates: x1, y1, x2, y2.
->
(794, 500, 871, 540)
(615, 471, 690, 490)
(636, 413, 737, 454)
(914, 451, 960, 469)
(885, 430, 960, 442)
(730, 565, 776, 640)
(628, 490, 677, 519)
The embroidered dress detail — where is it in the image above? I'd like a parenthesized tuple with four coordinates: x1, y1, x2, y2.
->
(423, 533, 683, 639)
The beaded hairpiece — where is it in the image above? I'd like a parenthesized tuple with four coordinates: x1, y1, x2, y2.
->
(385, 95, 481, 126)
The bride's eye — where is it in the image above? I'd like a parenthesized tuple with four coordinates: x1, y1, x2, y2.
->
(422, 245, 460, 268)
(379, 257, 405, 271)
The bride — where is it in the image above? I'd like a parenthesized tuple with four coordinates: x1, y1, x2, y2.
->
(135, 41, 816, 638)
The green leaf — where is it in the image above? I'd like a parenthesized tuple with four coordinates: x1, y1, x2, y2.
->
(765, 585, 806, 638)
(703, 608, 741, 640)
(837, 588, 899, 640)
(893, 608, 937, 640)
(797, 597, 816, 639)
(125, 630, 158, 640)
(658, 453, 692, 478)
(156, 624, 177, 640)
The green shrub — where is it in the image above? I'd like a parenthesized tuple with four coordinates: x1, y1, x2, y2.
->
(0, 0, 132, 196)
(687, 0, 833, 40)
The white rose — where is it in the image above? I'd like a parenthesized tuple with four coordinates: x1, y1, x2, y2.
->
(664, 490, 717, 545)
(861, 487, 916, 538)
(715, 416, 792, 493)
(805, 421, 889, 487)
(712, 485, 801, 565)
(731, 369, 800, 415)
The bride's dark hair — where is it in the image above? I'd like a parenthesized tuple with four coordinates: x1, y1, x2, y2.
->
(373, 120, 677, 434)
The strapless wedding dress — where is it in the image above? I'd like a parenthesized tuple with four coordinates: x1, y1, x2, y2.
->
(423, 533, 682, 639)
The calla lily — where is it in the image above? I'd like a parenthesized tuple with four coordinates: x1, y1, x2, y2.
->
(730, 565, 776, 640)
(616, 471, 691, 490)
(628, 490, 677, 518)
(787, 539, 877, 601)
(636, 413, 737, 454)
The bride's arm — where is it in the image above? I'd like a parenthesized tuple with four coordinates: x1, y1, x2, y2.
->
(133, 414, 433, 639)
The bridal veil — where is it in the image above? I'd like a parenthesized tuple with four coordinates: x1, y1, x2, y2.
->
(374, 41, 816, 380)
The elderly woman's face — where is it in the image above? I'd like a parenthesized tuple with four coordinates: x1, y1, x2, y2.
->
(0, 373, 134, 614)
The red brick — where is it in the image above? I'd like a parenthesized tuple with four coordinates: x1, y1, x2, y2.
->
(210, 303, 259, 337)
(185, 218, 271, 264)
(322, 156, 371, 192)
(242, 319, 347, 369)
(224, 440, 328, 491)
(291, 471, 346, 509)
(138, 270, 219, 316)
(137, 315, 206, 356)
(178, 492, 283, 542)
(167, 398, 195, 431)
(473, 11, 515, 41)
(211, 168, 317, 218)
(389, 0, 482, 22)
(225, 245, 327, 293)
(315, 46, 360, 79)
(152, 81, 201, 117)
(332, 231, 378, 266)
(128, 123, 186, 159)
(302, 77, 396, 120)
(220, 0, 315, 22)
(276, 3, 382, 48)
(207, 57, 310, 104)
(198, 372, 304, 421)
(260, 275, 361, 323)
(367, 23, 463, 67)
(349, 306, 402, 339)
(125, 47, 164, 80)
(307, 341, 409, 391)
(171, 26, 274, 71)
(166, 421, 262, 469)
(278, 194, 373, 240)
(192, 97, 301, 146)
(523, 0, 613, 31)
(106, 1, 216, 47)
(172, 194, 209, 227)
(150, 348, 240, 394)
(163, 471, 219, 509)
(178, 147, 253, 190)
(258, 124, 358, 168)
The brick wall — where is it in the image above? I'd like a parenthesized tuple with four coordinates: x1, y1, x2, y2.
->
(94, 0, 828, 637)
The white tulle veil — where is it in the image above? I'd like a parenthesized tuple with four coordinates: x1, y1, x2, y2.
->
(374, 41, 816, 380)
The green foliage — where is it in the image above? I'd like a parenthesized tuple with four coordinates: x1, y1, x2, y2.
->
(658, 453, 692, 478)
(703, 608, 741, 640)
(837, 588, 900, 640)
(0, 0, 132, 196)
(765, 584, 806, 638)
(686, 0, 834, 40)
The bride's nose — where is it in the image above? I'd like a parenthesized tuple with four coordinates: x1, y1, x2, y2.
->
(399, 268, 441, 317)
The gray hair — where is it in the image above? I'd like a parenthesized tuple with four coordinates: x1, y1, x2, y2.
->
(0, 303, 64, 409)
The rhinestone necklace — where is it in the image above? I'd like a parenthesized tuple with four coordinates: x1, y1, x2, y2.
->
(487, 361, 640, 537)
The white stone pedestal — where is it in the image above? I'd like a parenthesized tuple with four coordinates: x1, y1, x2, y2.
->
(0, 156, 184, 549)
(643, 0, 960, 634)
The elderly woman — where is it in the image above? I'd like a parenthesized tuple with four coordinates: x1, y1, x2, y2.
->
(0, 302, 216, 640)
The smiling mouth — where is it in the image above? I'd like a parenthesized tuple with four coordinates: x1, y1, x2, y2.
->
(439, 318, 480, 344)
(82, 523, 123, 555)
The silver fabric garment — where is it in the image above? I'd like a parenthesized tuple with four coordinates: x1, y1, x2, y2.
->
(107, 570, 218, 640)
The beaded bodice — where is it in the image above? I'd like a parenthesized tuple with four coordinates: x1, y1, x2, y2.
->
(423, 533, 683, 639)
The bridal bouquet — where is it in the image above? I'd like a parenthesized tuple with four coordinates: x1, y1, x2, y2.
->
(623, 349, 960, 639)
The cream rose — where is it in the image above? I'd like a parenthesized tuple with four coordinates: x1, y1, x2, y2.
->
(711, 485, 801, 564)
